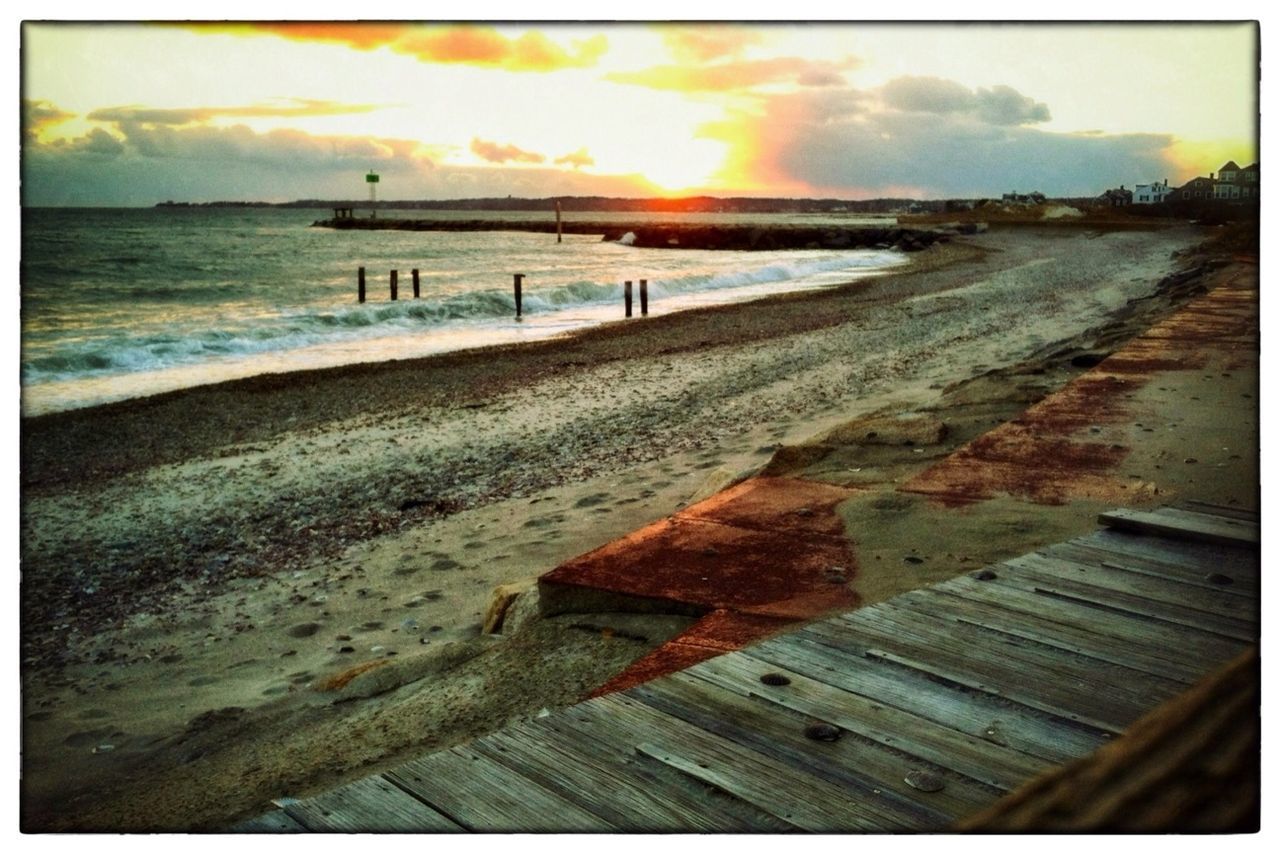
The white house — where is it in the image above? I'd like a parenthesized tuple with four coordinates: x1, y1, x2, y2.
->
(1132, 180, 1173, 204)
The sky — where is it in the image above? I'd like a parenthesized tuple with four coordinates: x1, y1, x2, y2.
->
(20, 20, 1260, 205)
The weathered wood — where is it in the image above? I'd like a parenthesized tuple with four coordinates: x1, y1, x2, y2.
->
(986, 561, 1256, 643)
(1082, 528, 1259, 577)
(473, 720, 729, 832)
(1170, 499, 1258, 524)
(799, 617, 1141, 733)
(933, 573, 1246, 669)
(630, 671, 999, 826)
(555, 200, 562, 243)
(1004, 554, 1257, 627)
(545, 700, 794, 831)
(230, 809, 308, 833)
(904, 586, 1210, 684)
(849, 598, 1187, 709)
(389, 269, 398, 301)
(624, 280, 633, 318)
(746, 633, 1109, 763)
(640, 279, 649, 316)
(513, 273, 524, 318)
(592, 693, 894, 831)
(282, 775, 464, 833)
(1099, 507, 1259, 547)
(357, 266, 366, 304)
(387, 745, 612, 832)
(412, 268, 420, 299)
(1043, 541, 1255, 598)
(678, 652, 1051, 791)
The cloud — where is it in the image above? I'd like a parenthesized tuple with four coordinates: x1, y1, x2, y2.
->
(85, 99, 385, 127)
(701, 86, 1173, 197)
(198, 23, 608, 73)
(22, 119, 653, 206)
(22, 99, 75, 140)
(880, 76, 1051, 125)
(607, 56, 860, 92)
(470, 138, 546, 165)
(554, 148, 595, 169)
(658, 26, 766, 62)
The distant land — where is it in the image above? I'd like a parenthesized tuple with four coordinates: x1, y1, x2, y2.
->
(152, 195, 1089, 214)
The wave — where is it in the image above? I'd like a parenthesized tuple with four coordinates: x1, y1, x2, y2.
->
(22, 249, 903, 384)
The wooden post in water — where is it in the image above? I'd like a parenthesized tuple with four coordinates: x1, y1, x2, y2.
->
(514, 274, 525, 318)
(639, 279, 648, 316)
(624, 280, 633, 318)
(555, 200, 563, 244)
(412, 269, 420, 299)
(390, 270, 398, 301)
(358, 267, 366, 303)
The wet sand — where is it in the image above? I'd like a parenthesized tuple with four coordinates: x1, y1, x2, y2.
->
(19, 223, 1247, 830)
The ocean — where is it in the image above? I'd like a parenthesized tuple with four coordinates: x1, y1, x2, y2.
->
(20, 207, 905, 415)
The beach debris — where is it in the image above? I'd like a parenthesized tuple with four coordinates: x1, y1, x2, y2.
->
(92, 743, 115, 754)
(903, 555, 925, 565)
(401, 617, 419, 632)
(822, 565, 848, 584)
(536, 707, 552, 718)
(337, 645, 355, 654)
(905, 769, 945, 792)
(760, 673, 792, 686)
(482, 579, 539, 635)
(804, 722, 842, 742)
(315, 640, 492, 702)
(1185, 457, 1199, 464)
(972, 569, 998, 581)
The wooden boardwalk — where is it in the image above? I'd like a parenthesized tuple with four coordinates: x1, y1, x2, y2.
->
(237, 501, 1258, 833)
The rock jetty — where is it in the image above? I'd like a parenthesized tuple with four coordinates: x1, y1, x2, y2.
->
(311, 217, 965, 252)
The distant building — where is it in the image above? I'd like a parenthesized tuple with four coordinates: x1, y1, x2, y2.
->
(1001, 191, 1046, 205)
(1099, 186, 1133, 206)
(1213, 161, 1260, 200)
(1133, 180, 1173, 204)
(1172, 175, 1218, 201)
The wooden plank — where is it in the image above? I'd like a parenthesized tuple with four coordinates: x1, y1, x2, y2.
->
(1171, 499, 1258, 523)
(230, 809, 308, 833)
(1149, 504, 1260, 534)
(539, 701, 794, 832)
(799, 617, 1140, 733)
(281, 775, 465, 833)
(932, 573, 1247, 669)
(747, 632, 1109, 763)
(855, 596, 1188, 706)
(472, 720, 734, 832)
(1044, 541, 1255, 598)
(1099, 507, 1259, 547)
(904, 586, 1210, 684)
(588, 693, 894, 831)
(387, 744, 613, 832)
(627, 674, 990, 828)
(676, 651, 1051, 791)
(1004, 555, 1257, 631)
(1081, 529, 1260, 577)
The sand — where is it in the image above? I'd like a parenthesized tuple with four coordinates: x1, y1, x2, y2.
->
(19, 223, 1252, 831)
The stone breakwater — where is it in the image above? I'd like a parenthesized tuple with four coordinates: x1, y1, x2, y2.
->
(312, 217, 971, 252)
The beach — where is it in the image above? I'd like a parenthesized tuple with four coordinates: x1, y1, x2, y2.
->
(19, 223, 1256, 830)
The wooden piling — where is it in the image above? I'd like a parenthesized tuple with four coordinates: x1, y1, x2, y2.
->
(358, 267, 366, 304)
(624, 280, 633, 318)
(555, 200, 563, 244)
(514, 274, 525, 318)
(390, 270, 398, 301)
(412, 268, 420, 299)
(640, 279, 648, 316)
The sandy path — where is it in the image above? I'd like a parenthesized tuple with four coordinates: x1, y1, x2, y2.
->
(20, 225, 1206, 830)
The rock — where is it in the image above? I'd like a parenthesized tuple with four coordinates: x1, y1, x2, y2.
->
(314, 639, 495, 701)
(482, 579, 538, 635)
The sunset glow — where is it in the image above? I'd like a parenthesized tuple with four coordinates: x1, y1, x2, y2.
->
(21, 21, 1259, 205)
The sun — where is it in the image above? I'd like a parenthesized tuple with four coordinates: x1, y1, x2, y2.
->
(631, 138, 730, 196)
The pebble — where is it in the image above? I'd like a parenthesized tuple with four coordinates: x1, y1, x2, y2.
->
(903, 555, 924, 565)
(337, 646, 355, 654)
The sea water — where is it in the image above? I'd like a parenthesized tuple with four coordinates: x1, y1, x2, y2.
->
(20, 207, 905, 415)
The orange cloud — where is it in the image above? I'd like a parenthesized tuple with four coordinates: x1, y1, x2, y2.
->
(22, 99, 75, 140)
(658, 26, 765, 62)
(470, 138, 545, 164)
(192, 23, 607, 72)
(607, 56, 860, 92)
(554, 148, 595, 169)
(86, 99, 384, 126)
